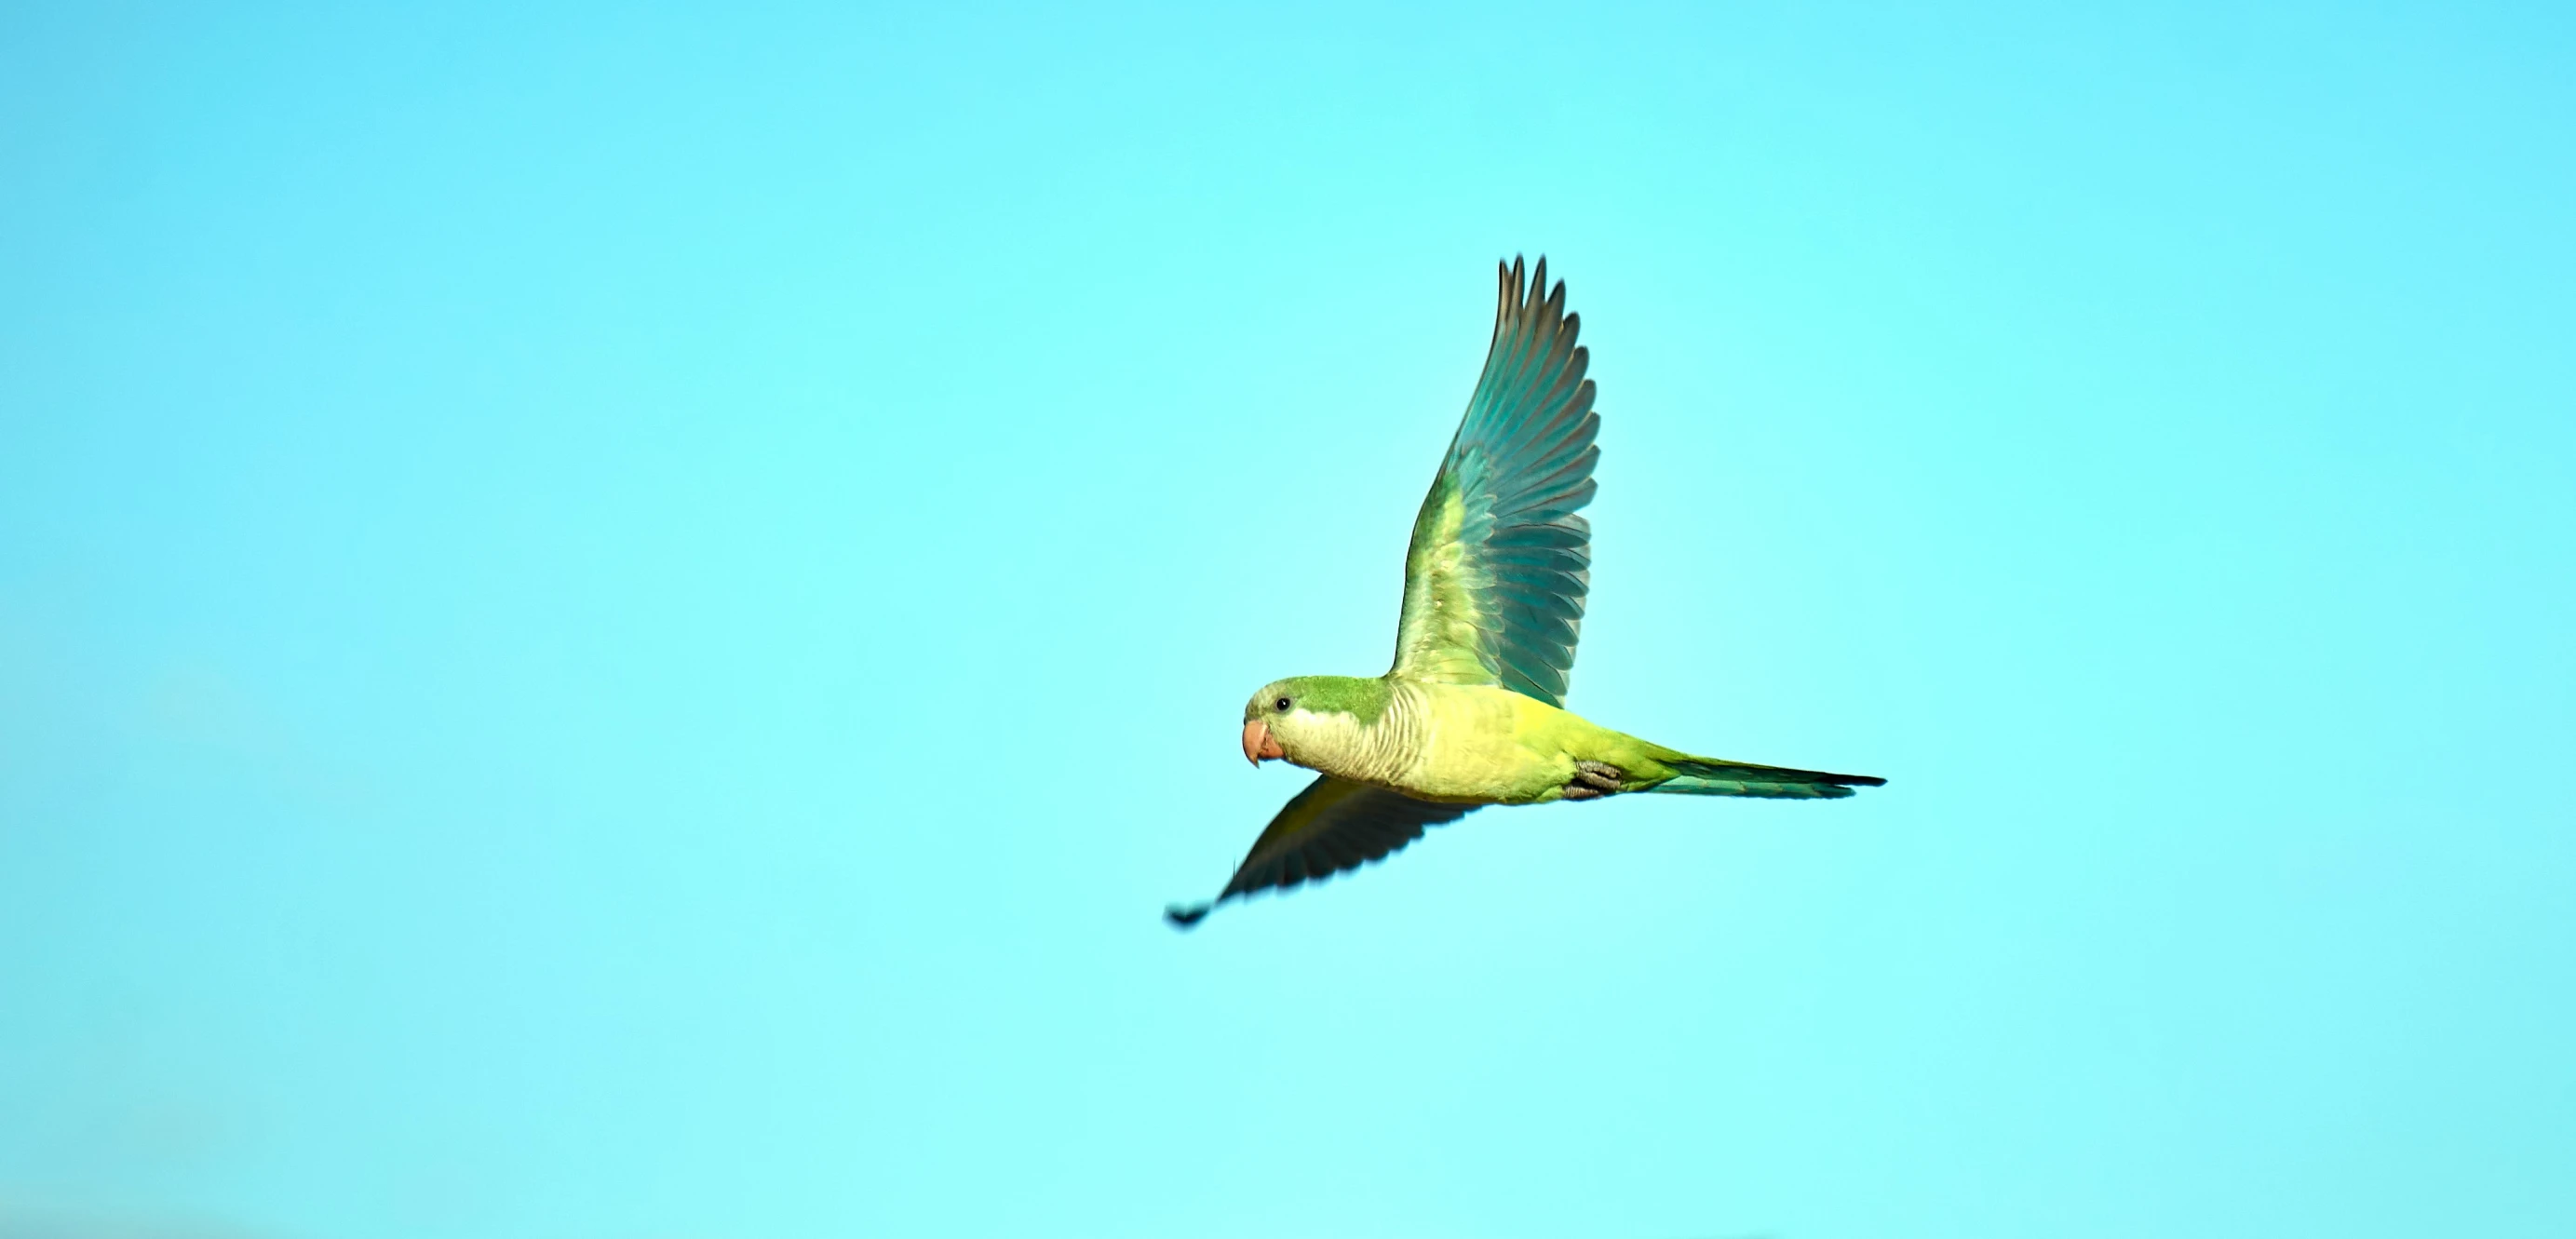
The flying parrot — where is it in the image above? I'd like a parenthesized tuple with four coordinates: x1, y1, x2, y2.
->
(1166, 257, 1884, 929)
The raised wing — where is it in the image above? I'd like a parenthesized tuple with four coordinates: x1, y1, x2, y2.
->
(1165, 776, 1477, 928)
(1391, 256, 1599, 707)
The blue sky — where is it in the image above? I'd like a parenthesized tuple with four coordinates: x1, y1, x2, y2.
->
(3, 3, 2571, 1236)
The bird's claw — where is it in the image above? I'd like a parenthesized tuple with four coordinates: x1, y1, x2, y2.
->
(1564, 761, 1625, 800)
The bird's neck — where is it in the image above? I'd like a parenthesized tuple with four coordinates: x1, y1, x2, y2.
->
(1299, 679, 1429, 788)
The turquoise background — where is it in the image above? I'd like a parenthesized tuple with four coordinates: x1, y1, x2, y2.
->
(5, 4, 2571, 1236)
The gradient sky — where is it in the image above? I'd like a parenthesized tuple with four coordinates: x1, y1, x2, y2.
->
(4, 4, 2572, 1237)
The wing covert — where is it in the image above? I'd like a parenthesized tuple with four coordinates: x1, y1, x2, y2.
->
(1164, 776, 1477, 928)
(1391, 256, 1599, 707)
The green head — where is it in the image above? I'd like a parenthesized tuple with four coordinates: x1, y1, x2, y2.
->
(1239, 674, 1393, 766)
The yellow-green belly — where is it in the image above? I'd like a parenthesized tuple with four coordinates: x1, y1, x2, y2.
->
(1399, 682, 1600, 805)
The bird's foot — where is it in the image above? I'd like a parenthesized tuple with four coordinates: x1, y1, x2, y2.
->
(1563, 761, 1625, 801)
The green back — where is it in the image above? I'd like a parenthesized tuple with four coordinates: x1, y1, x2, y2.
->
(1390, 256, 1599, 707)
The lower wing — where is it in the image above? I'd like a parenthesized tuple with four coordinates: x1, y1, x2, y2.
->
(1165, 775, 1477, 928)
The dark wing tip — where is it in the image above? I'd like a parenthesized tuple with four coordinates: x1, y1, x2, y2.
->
(1165, 902, 1213, 929)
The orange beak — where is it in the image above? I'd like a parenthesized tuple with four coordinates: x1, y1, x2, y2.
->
(1242, 719, 1286, 766)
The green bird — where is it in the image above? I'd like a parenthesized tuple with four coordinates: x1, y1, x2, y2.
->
(1165, 256, 1884, 929)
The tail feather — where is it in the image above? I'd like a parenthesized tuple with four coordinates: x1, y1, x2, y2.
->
(1651, 756, 1884, 800)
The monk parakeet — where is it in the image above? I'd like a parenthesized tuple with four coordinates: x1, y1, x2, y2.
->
(1166, 257, 1883, 929)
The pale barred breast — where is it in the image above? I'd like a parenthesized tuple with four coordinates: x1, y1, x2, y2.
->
(1369, 680, 1434, 784)
(1288, 698, 1423, 788)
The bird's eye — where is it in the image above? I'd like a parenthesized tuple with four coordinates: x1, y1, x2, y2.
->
(1275, 697, 1291, 711)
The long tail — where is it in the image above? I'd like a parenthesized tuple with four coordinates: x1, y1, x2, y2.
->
(1649, 756, 1886, 800)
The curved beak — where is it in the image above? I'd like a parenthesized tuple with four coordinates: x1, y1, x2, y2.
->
(1242, 719, 1285, 766)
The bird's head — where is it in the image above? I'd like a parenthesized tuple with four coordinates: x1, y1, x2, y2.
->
(1240, 675, 1393, 767)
